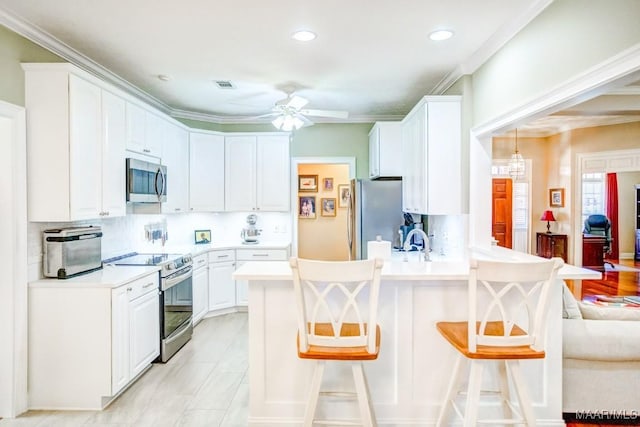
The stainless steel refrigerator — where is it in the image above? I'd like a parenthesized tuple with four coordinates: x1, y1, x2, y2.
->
(348, 178, 404, 260)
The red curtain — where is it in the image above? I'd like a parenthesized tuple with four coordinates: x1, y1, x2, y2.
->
(605, 173, 619, 260)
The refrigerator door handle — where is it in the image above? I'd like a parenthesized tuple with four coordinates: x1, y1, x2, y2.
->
(347, 191, 353, 260)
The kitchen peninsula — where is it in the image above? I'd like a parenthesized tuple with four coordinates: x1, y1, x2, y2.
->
(233, 247, 600, 426)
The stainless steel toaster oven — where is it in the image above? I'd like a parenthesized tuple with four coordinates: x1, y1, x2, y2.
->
(43, 226, 103, 279)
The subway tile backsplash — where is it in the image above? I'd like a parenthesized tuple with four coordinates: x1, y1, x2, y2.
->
(28, 211, 292, 281)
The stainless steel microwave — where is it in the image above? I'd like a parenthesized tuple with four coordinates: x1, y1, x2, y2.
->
(126, 158, 167, 203)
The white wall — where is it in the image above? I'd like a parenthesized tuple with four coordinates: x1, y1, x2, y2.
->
(472, 0, 640, 127)
(0, 103, 27, 418)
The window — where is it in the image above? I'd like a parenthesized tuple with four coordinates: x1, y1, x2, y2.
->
(581, 172, 605, 226)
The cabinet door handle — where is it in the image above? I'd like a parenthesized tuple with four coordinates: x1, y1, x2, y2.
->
(127, 287, 132, 292)
(143, 148, 151, 153)
(198, 259, 206, 264)
(175, 208, 181, 212)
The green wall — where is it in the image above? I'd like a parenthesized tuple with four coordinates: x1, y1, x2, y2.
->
(180, 118, 373, 179)
(472, 0, 640, 126)
(0, 25, 64, 106)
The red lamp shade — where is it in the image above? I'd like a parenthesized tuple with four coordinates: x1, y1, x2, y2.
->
(540, 210, 556, 233)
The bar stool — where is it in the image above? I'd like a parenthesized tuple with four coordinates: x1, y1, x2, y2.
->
(435, 257, 563, 427)
(289, 257, 384, 427)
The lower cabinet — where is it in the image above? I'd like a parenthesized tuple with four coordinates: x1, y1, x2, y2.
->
(111, 273, 160, 394)
(192, 253, 209, 324)
(208, 250, 236, 311)
(29, 270, 160, 409)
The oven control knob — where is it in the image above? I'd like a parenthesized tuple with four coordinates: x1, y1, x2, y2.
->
(167, 263, 175, 270)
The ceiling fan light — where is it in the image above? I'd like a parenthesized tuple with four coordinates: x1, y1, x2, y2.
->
(281, 114, 295, 131)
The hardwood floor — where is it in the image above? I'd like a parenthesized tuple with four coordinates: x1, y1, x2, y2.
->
(0, 313, 249, 427)
(579, 259, 640, 300)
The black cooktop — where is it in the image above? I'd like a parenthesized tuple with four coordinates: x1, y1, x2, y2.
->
(108, 252, 184, 266)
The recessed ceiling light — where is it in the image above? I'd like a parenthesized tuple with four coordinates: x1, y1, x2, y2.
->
(291, 30, 316, 42)
(429, 29, 454, 41)
(157, 74, 172, 82)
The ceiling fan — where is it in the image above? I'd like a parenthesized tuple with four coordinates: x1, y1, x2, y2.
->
(264, 95, 349, 131)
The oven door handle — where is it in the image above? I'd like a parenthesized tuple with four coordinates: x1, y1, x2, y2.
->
(162, 266, 193, 291)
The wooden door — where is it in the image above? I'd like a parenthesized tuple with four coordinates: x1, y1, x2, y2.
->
(492, 178, 513, 248)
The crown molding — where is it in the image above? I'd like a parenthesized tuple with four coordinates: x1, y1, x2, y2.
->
(0, 7, 171, 114)
(171, 108, 402, 125)
(431, 0, 553, 95)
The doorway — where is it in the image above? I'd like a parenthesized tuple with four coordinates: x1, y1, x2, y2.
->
(291, 157, 355, 259)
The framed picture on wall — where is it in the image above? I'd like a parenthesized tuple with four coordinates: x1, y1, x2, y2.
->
(323, 177, 334, 191)
(338, 184, 350, 208)
(549, 188, 565, 207)
(321, 198, 336, 217)
(299, 175, 318, 192)
(299, 196, 316, 218)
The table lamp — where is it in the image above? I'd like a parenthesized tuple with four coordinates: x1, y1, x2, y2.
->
(540, 210, 556, 234)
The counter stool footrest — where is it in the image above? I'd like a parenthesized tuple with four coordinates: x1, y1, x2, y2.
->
(319, 391, 358, 399)
(314, 419, 362, 426)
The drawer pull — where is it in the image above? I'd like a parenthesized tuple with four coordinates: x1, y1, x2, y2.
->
(143, 282, 156, 289)
(127, 287, 132, 292)
(252, 254, 269, 257)
(198, 259, 206, 264)
(217, 255, 229, 258)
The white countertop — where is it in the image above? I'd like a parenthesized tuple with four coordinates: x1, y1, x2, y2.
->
(29, 265, 161, 288)
(232, 245, 602, 282)
(132, 240, 291, 257)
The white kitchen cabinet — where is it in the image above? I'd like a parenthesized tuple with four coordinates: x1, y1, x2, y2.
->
(161, 123, 189, 213)
(225, 134, 290, 212)
(128, 284, 160, 378)
(29, 270, 159, 409)
(101, 90, 127, 218)
(189, 132, 225, 212)
(125, 103, 163, 157)
(235, 248, 289, 306)
(208, 250, 236, 311)
(369, 122, 403, 179)
(22, 64, 126, 221)
(192, 254, 209, 324)
(112, 272, 160, 394)
(401, 96, 461, 215)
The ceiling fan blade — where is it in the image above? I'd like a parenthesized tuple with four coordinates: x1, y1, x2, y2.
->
(286, 95, 309, 110)
(300, 109, 349, 119)
(298, 114, 315, 127)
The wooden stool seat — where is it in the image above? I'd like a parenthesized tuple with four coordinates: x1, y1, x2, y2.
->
(435, 257, 563, 427)
(436, 321, 545, 360)
(298, 323, 381, 360)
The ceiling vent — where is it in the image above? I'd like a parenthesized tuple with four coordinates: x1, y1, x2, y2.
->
(214, 80, 235, 89)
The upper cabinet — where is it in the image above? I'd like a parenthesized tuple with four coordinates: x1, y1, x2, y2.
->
(189, 132, 225, 212)
(23, 64, 126, 221)
(225, 134, 290, 212)
(401, 96, 461, 215)
(125, 103, 163, 158)
(161, 123, 190, 213)
(369, 122, 403, 179)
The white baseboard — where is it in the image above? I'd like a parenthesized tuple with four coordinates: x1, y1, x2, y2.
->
(620, 252, 635, 260)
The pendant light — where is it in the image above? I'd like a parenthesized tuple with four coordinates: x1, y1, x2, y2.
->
(508, 128, 525, 180)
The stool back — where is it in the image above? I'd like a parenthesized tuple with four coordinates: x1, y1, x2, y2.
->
(467, 257, 563, 353)
(290, 257, 384, 354)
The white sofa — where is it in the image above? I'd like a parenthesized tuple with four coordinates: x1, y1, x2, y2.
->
(562, 283, 640, 413)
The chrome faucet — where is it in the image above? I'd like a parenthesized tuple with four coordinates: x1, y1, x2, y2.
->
(403, 228, 431, 262)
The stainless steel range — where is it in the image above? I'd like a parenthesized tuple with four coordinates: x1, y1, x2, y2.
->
(110, 252, 193, 362)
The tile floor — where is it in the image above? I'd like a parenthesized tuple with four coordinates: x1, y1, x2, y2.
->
(0, 313, 249, 427)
